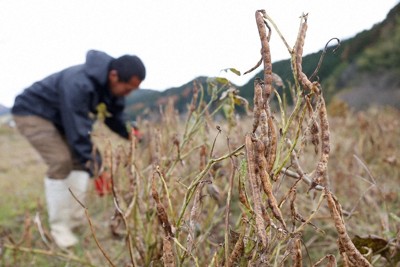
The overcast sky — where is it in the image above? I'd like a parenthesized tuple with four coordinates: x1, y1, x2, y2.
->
(0, 0, 398, 107)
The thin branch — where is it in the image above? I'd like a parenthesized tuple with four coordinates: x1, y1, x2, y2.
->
(69, 188, 116, 267)
(210, 126, 222, 158)
(177, 144, 244, 228)
(33, 212, 51, 249)
(224, 136, 237, 265)
(281, 168, 324, 191)
(309, 38, 341, 81)
(353, 154, 376, 184)
(156, 166, 175, 220)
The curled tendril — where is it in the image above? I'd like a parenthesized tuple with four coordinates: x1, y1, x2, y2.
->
(309, 38, 341, 81)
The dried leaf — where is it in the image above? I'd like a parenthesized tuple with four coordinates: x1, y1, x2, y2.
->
(352, 235, 393, 261)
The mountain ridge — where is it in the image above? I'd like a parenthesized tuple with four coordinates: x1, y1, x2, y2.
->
(125, 2, 400, 118)
(1, 3, 399, 117)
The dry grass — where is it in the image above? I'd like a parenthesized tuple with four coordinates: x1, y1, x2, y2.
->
(1, 103, 400, 267)
(1, 9, 400, 267)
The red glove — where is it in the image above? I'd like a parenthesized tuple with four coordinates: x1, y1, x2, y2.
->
(94, 172, 112, 196)
(131, 128, 143, 142)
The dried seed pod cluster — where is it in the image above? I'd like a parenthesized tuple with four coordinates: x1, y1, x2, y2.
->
(245, 134, 268, 247)
(243, 10, 289, 249)
(5, 8, 383, 267)
(325, 189, 372, 267)
(240, 9, 371, 266)
(311, 97, 330, 189)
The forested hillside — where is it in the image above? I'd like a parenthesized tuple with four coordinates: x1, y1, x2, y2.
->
(126, 3, 400, 119)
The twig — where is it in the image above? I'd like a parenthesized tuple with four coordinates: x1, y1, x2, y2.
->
(293, 190, 325, 234)
(176, 144, 245, 228)
(281, 168, 324, 191)
(353, 154, 376, 184)
(155, 166, 175, 220)
(69, 189, 116, 267)
(173, 237, 199, 267)
(33, 212, 50, 249)
(273, 91, 304, 176)
(309, 38, 340, 81)
(224, 136, 237, 265)
(243, 57, 263, 75)
(210, 126, 222, 158)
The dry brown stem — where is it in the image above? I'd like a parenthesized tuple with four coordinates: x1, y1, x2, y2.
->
(281, 168, 324, 191)
(288, 139, 306, 178)
(12, 212, 32, 247)
(33, 212, 51, 248)
(309, 38, 341, 81)
(243, 57, 263, 75)
(108, 147, 136, 265)
(69, 189, 115, 267)
(224, 137, 237, 265)
(289, 187, 299, 230)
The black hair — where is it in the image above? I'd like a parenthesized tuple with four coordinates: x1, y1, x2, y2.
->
(109, 55, 146, 82)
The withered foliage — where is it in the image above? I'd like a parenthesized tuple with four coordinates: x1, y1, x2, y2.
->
(5, 8, 398, 267)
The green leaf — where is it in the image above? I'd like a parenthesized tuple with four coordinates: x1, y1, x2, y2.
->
(214, 77, 230, 85)
(228, 68, 241, 76)
(221, 68, 241, 76)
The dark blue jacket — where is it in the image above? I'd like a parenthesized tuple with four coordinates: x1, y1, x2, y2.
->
(12, 50, 129, 172)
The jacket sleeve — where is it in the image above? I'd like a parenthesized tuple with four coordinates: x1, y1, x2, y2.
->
(59, 78, 99, 174)
(104, 97, 129, 139)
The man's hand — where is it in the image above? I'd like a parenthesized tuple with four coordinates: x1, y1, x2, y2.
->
(94, 172, 112, 196)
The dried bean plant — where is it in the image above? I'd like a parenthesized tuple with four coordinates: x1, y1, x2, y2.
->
(5, 8, 398, 267)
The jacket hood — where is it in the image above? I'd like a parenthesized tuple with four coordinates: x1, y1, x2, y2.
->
(84, 50, 114, 85)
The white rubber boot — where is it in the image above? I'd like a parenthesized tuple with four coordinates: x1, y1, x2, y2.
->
(44, 177, 78, 248)
(66, 170, 90, 229)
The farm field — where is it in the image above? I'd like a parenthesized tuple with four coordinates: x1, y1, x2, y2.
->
(1, 8, 400, 266)
(0, 99, 399, 266)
